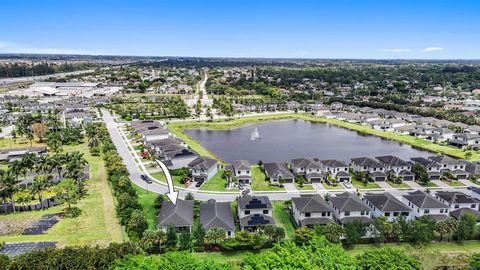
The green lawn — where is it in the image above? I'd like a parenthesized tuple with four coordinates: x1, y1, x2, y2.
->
(447, 181, 466, 187)
(419, 181, 439, 188)
(0, 143, 124, 247)
(386, 180, 411, 188)
(150, 172, 185, 188)
(192, 250, 249, 264)
(251, 165, 284, 191)
(0, 137, 45, 149)
(295, 183, 314, 191)
(322, 183, 345, 190)
(133, 184, 158, 230)
(351, 177, 382, 189)
(200, 170, 238, 191)
(271, 201, 295, 239)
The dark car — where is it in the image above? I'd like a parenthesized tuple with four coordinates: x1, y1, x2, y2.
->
(195, 181, 203, 188)
(145, 177, 153, 184)
(140, 174, 147, 180)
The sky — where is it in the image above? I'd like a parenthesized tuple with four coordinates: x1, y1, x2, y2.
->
(0, 0, 479, 59)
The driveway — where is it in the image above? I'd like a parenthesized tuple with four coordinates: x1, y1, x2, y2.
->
(283, 183, 297, 192)
(405, 181, 422, 188)
(376, 181, 393, 189)
(431, 180, 450, 188)
(459, 179, 478, 188)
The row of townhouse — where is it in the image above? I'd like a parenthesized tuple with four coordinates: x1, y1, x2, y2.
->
(156, 196, 275, 236)
(293, 189, 480, 229)
(330, 104, 480, 149)
(131, 120, 198, 169)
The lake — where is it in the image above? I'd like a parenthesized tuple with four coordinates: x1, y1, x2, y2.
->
(184, 119, 433, 163)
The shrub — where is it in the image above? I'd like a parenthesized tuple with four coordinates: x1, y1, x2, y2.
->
(63, 206, 82, 218)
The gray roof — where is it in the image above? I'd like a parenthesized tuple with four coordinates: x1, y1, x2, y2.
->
(320, 159, 348, 168)
(292, 195, 333, 213)
(239, 214, 274, 227)
(375, 155, 410, 167)
(403, 190, 447, 209)
(157, 200, 194, 228)
(363, 193, 411, 212)
(200, 199, 235, 231)
(232, 160, 251, 171)
(339, 216, 372, 224)
(330, 192, 371, 212)
(300, 217, 334, 226)
(450, 208, 480, 220)
(435, 191, 479, 204)
(291, 157, 322, 170)
(410, 157, 441, 168)
(428, 155, 464, 166)
(188, 156, 217, 170)
(238, 196, 272, 210)
(263, 162, 294, 179)
(351, 157, 384, 168)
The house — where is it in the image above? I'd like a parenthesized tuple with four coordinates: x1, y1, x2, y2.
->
(434, 191, 480, 220)
(62, 108, 91, 127)
(362, 193, 413, 221)
(329, 192, 372, 224)
(402, 190, 450, 221)
(393, 124, 415, 135)
(291, 158, 323, 183)
(237, 196, 274, 231)
(200, 199, 235, 238)
(464, 161, 480, 175)
(320, 159, 351, 182)
(157, 200, 194, 232)
(291, 195, 334, 227)
(139, 126, 171, 142)
(410, 157, 442, 180)
(450, 133, 480, 148)
(263, 162, 295, 184)
(188, 156, 218, 184)
(350, 157, 387, 181)
(428, 156, 469, 180)
(431, 128, 454, 141)
(375, 155, 415, 181)
(162, 148, 198, 170)
(227, 160, 251, 185)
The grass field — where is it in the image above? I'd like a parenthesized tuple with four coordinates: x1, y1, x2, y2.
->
(0, 137, 45, 149)
(199, 170, 238, 191)
(133, 184, 158, 230)
(351, 177, 382, 189)
(322, 183, 345, 190)
(295, 183, 314, 191)
(0, 143, 124, 247)
(271, 201, 295, 239)
(167, 113, 479, 161)
(150, 172, 185, 188)
(251, 165, 284, 191)
(420, 181, 439, 188)
(386, 180, 411, 189)
(447, 181, 466, 187)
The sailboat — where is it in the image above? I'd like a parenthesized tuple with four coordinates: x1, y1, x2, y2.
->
(250, 127, 261, 141)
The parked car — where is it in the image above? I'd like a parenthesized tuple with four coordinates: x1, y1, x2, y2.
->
(195, 181, 203, 188)
(140, 174, 147, 181)
(343, 182, 352, 188)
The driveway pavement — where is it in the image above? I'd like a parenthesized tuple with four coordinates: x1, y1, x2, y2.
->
(431, 180, 450, 188)
(405, 181, 422, 188)
(376, 181, 393, 189)
(283, 183, 297, 192)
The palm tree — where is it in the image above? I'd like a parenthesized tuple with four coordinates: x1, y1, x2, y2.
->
(64, 152, 88, 193)
(31, 175, 50, 209)
(48, 153, 65, 179)
(204, 227, 226, 248)
(0, 170, 21, 212)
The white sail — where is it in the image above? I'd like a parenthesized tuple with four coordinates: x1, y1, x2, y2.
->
(250, 127, 261, 140)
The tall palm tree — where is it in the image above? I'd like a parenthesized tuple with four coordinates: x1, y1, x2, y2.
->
(31, 175, 50, 209)
(8, 160, 27, 183)
(48, 153, 65, 179)
(0, 170, 21, 213)
(64, 152, 88, 193)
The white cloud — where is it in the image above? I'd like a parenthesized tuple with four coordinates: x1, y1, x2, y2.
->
(422, 47, 444, 52)
(381, 48, 412, 53)
(0, 41, 102, 55)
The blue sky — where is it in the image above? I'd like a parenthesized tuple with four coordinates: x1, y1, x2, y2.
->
(0, 0, 479, 59)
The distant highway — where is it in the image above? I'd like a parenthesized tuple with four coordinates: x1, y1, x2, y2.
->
(0, 69, 96, 86)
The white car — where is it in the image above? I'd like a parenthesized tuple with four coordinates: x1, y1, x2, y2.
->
(343, 182, 353, 188)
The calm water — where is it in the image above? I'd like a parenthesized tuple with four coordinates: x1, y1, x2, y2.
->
(185, 119, 433, 163)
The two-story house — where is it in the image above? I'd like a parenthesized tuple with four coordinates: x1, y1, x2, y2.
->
(263, 162, 295, 184)
(228, 160, 252, 185)
(320, 159, 351, 182)
(237, 196, 274, 231)
(402, 190, 450, 221)
(291, 158, 324, 183)
(410, 157, 442, 180)
(362, 192, 413, 221)
(188, 156, 218, 184)
(350, 157, 387, 181)
(329, 192, 372, 225)
(434, 191, 480, 220)
(291, 195, 334, 227)
(428, 156, 469, 180)
(375, 155, 415, 181)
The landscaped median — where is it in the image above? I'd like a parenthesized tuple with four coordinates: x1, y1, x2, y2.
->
(167, 112, 479, 161)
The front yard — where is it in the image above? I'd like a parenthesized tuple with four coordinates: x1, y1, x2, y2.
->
(386, 180, 411, 188)
(200, 170, 238, 191)
(251, 165, 285, 191)
(271, 201, 295, 239)
(351, 176, 381, 189)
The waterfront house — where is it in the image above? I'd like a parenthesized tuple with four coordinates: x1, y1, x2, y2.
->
(320, 159, 351, 182)
(402, 190, 450, 221)
(362, 192, 413, 221)
(350, 157, 387, 181)
(162, 148, 198, 170)
(200, 199, 235, 238)
(227, 160, 252, 185)
(157, 200, 194, 232)
(434, 191, 480, 220)
(263, 162, 295, 184)
(237, 196, 274, 231)
(428, 156, 469, 180)
(375, 155, 415, 181)
(291, 195, 334, 227)
(188, 156, 218, 184)
(410, 157, 442, 180)
(329, 192, 372, 224)
(291, 158, 324, 183)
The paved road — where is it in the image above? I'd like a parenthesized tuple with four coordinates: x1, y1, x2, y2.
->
(102, 109, 475, 202)
(0, 69, 95, 86)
